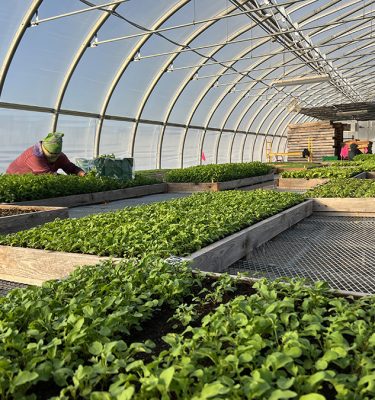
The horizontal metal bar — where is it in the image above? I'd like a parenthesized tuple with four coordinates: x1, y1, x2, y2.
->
(30, 0, 127, 26)
(135, 34, 375, 68)
(92, 10, 375, 51)
(163, 45, 375, 80)
(93, 0, 307, 45)
(0, 101, 282, 137)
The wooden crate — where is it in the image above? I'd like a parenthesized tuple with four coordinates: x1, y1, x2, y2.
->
(0, 205, 68, 234)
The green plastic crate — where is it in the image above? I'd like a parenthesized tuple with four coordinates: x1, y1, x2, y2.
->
(322, 156, 338, 161)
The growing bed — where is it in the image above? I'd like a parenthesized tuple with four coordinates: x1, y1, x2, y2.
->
(2, 184, 375, 399)
(165, 162, 274, 192)
(278, 166, 365, 190)
(0, 190, 304, 284)
(0, 173, 165, 207)
(305, 178, 375, 216)
(2, 257, 375, 400)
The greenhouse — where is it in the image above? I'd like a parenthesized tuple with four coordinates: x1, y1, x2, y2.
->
(1, 1, 375, 399)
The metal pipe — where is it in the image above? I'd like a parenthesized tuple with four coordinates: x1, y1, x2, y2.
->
(93, 0, 309, 45)
(134, 31, 375, 67)
(30, 0, 128, 26)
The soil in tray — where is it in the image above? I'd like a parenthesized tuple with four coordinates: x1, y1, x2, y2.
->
(0, 208, 41, 217)
(130, 279, 254, 364)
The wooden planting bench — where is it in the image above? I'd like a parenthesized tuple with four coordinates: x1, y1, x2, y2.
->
(0, 205, 68, 234)
(167, 172, 275, 193)
(0, 200, 309, 286)
(10, 183, 168, 208)
(278, 171, 367, 190)
(1, 197, 373, 293)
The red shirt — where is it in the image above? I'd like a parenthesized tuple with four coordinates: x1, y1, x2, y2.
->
(6, 142, 83, 175)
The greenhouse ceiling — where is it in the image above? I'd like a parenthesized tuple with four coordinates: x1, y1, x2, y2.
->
(1, 0, 374, 170)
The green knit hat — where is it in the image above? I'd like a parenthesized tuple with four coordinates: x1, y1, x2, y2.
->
(42, 132, 64, 154)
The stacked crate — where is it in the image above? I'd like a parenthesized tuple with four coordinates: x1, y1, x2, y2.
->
(287, 121, 343, 162)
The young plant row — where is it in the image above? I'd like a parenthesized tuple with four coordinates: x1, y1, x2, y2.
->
(353, 157, 375, 172)
(122, 279, 375, 400)
(280, 166, 363, 179)
(353, 154, 375, 162)
(165, 162, 272, 183)
(324, 158, 375, 171)
(0, 258, 202, 399)
(3, 264, 375, 400)
(0, 173, 160, 203)
(0, 190, 304, 258)
(306, 178, 375, 198)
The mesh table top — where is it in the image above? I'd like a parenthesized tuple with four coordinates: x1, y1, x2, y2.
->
(0, 280, 28, 297)
(228, 215, 375, 295)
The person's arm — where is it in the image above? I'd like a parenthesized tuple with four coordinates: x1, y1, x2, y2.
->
(58, 153, 86, 176)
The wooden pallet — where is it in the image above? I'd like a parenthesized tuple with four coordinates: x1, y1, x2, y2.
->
(287, 121, 343, 163)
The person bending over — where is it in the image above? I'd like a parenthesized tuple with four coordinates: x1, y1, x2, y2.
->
(6, 132, 85, 176)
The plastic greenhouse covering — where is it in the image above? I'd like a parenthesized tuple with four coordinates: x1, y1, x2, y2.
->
(1, 0, 375, 172)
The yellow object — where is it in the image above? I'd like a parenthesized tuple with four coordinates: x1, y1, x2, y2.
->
(266, 138, 313, 162)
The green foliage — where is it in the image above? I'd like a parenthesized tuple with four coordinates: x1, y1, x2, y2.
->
(0, 190, 303, 258)
(0, 258, 201, 399)
(353, 154, 375, 162)
(165, 162, 272, 183)
(0, 173, 160, 202)
(305, 178, 375, 198)
(3, 267, 375, 398)
(103, 279, 375, 400)
(280, 166, 363, 179)
(267, 163, 320, 168)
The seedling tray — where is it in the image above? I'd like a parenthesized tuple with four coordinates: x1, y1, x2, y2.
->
(167, 173, 274, 193)
(11, 183, 167, 207)
(0, 205, 68, 234)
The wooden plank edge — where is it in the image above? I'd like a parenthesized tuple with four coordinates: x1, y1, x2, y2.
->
(0, 208, 69, 234)
(313, 211, 375, 217)
(312, 198, 375, 214)
(9, 183, 168, 207)
(167, 173, 275, 193)
(0, 245, 122, 286)
(278, 178, 329, 189)
(183, 200, 313, 273)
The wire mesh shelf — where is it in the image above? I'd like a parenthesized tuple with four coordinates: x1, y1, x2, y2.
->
(228, 215, 375, 295)
(0, 280, 28, 297)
